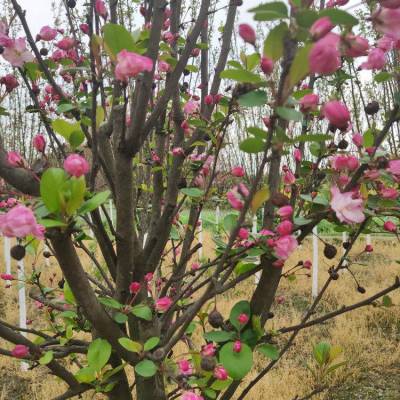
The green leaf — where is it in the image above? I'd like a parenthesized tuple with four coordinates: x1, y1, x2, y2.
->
(99, 297, 123, 310)
(103, 23, 137, 59)
(114, 312, 129, 324)
(39, 351, 54, 365)
(257, 344, 279, 360)
(220, 69, 262, 83)
(131, 304, 153, 321)
(247, 127, 268, 139)
(57, 102, 76, 114)
(204, 389, 217, 399)
(52, 119, 83, 144)
(144, 337, 160, 352)
(118, 337, 143, 353)
(263, 22, 288, 61)
(238, 91, 268, 107)
(203, 331, 236, 343)
(180, 188, 204, 198)
(276, 107, 303, 122)
(135, 359, 157, 378)
(294, 216, 313, 226)
(319, 8, 358, 27)
(211, 377, 233, 390)
(75, 366, 97, 383)
(79, 190, 111, 214)
(363, 130, 374, 147)
(223, 213, 238, 232)
(64, 177, 86, 216)
(38, 218, 67, 228)
(229, 301, 251, 331)
(250, 2, 289, 21)
(239, 137, 265, 153)
(63, 281, 76, 305)
(382, 295, 393, 307)
(245, 53, 261, 71)
(374, 71, 392, 83)
(289, 44, 311, 88)
(69, 130, 85, 149)
(295, 134, 331, 143)
(295, 10, 319, 28)
(251, 186, 270, 213)
(40, 168, 68, 213)
(234, 262, 257, 276)
(88, 338, 112, 372)
(313, 342, 331, 366)
(220, 342, 253, 380)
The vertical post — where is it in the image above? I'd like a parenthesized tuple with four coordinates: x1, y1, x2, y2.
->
(252, 214, 257, 235)
(216, 205, 220, 226)
(342, 232, 348, 267)
(4, 237, 11, 285)
(312, 226, 319, 299)
(366, 234, 371, 247)
(198, 214, 203, 260)
(109, 199, 114, 225)
(17, 259, 28, 371)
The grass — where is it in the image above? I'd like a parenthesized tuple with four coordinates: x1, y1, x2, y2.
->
(0, 233, 399, 400)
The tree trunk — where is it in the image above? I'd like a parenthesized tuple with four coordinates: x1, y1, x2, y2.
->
(135, 374, 167, 400)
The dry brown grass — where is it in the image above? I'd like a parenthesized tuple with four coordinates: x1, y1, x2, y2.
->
(0, 235, 399, 399)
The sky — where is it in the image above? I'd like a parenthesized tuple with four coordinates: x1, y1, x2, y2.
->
(17, 0, 260, 34)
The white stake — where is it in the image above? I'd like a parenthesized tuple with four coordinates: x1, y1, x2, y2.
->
(143, 233, 148, 248)
(109, 199, 114, 225)
(252, 215, 257, 234)
(4, 237, 11, 285)
(366, 234, 371, 247)
(198, 215, 203, 260)
(17, 259, 28, 371)
(312, 226, 319, 299)
(216, 206, 220, 226)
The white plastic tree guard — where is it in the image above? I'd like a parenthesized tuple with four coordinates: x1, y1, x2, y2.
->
(312, 226, 319, 299)
(3, 237, 11, 285)
(215, 206, 220, 227)
(17, 258, 28, 371)
(198, 215, 203, 260)
(252, 215, 257, 234)
(366, 234, 371, 247)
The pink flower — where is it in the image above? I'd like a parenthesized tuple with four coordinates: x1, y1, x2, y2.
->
(300, 93, 319, 112)
(331, 155, 358, 171)
(322, 100, 350, 130)
(377, 35, 395, 52)
(183, 100, 199, 115)
(95, 0, 108, 19)
(204, 94, 214, 105)
(237, 313, 249, 325)
(227, 189, 244, 211)
(172, 147, 185, 156)
(343, 34, 369, 57)
(7, 151, 23, 167)
(64, 154, 90, 178)
(330, 186, 365, 224)
(0, 205, 45, 239)
(178, 359, 193, 376)
(262, 116, 271, 128)
(158, 60, 170, 73)
(214, 365, 228, 380)
(360, 48, 386, 70)
(0, 273, 14, 280)
(56, 37, 75, 50)
(144, 272, 154, 282)
(2, 38, 34, 67)
(129, 281, 141, 294)
(155, 296, 172, 312)
(373, 7, 400, 40)
(310, 17, 334, 40)
(115, 50, 153, 82)
(259, 229, 274, 236)
(231, 166, 245, 177)
(0, 74, 19, 92)
(380, 187, 399, 199)
(365, 244, 373, 252)
(33, 134, 46, 153)
(383, 220, 397, 232)
(181, 392, 204, 400)
(190, 262, 200, 272)
(201, 343, 216, 357)
(0, 18, 11, 47)
(11, 345, 29, 359)
(233, 340, 242, 353)
(387, 160, 400, 176)
(309, 33, 341, 75)
(294, 148, 302, 162)
(352, 133, 363, 147)
(277, 205, 293, 220)
(303, 260, 312, 269)
(38, 26, 57, 41)
(364, 169, 380, 180)
(283, 170, 296, 185)
(276, 220, 293, 236)
(238, 228, 249, 240)
(274, 235, 298, 260)
(346, 156, 359, 170)
(239, 24, 256, 45)
(260, 56, 274, 75)
(80, 23, 89, 35)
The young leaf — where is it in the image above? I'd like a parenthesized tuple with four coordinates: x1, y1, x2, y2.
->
(79, 190, 111, 214)
(289, 44, 311, 88)
(238, 91, 268, 107)
(118, 337, 143, 353)
(143, 337, 160, 352)
(239, 137, 265, 153)
(250, 2, 289, 21)
(103, 23, 137, 59)
(131, 304, 153, 321)
(263, 22, 288, 61)
(88, 338, 112, 372)
(251, 186, 270, 213)
(75, 366, 97, 383)
(220, 342, 253, 380)
(276, 107, 303, 122)
(229, 300, 251, 331)
(220, 69, 262, 83)
(39, 350, 54, 365)
(257, 344, 279, 360)
(135, 359, 158, 378)
(40, 168, 68, 213)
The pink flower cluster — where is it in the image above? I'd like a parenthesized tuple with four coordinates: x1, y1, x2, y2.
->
(115, 50, 153, 82)
(0, 205, 45, 239)
(227, 183, 249, 211)
(330, 186, 365, 224)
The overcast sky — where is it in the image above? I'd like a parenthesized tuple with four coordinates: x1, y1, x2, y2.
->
(17, 0, 259, 35)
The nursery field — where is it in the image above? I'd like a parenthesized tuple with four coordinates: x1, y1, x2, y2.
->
(0, 233, 399, 400)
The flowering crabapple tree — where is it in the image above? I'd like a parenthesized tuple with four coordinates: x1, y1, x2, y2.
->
(1, 0, 400, 399)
